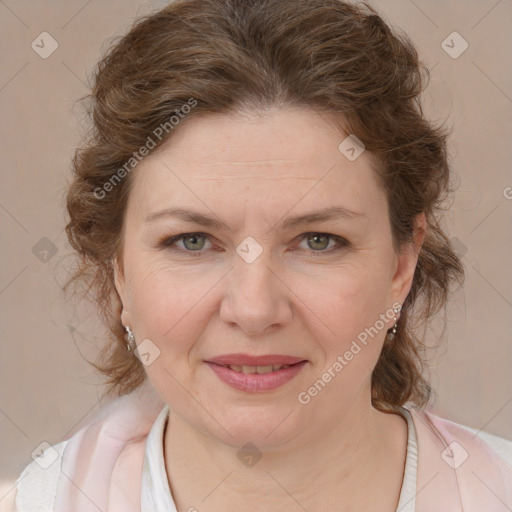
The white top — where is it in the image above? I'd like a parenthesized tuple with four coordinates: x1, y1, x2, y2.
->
(141, 405, 419, 512)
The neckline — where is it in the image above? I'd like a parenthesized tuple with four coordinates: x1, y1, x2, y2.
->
(142, 404, 418, 512)
(141, 405, 176, 511)
(395, 405, 418, 511)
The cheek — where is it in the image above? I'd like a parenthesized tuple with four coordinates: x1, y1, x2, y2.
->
(308, 262, 391, 364)
(126, 261, 212, 395)
(318, 261, 389, 323)
(126, 260, 209, 349)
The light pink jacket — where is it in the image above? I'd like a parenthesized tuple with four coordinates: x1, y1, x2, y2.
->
(15, 385, 512, 511)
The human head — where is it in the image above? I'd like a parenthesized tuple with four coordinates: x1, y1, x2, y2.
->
(65, 0, 464, 416)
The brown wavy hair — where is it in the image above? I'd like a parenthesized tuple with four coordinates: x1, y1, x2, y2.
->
(64, 0, 464, 413)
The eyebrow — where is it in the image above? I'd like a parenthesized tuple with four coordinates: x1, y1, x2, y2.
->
(145, 206, 366, 231)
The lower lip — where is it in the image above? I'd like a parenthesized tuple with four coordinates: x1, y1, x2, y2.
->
(206, 361, 308, 392)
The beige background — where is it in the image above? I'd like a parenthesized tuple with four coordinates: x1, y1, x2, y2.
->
(1, 0, 511, 508)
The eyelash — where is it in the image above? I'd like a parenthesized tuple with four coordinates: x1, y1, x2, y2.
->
(158, 232, 350, 257)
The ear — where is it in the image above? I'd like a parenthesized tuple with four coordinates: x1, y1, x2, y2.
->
(112, 256, 130, 326)
(390, 212, 426, 304)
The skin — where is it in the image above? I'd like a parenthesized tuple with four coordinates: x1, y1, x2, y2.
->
(114, 107, 426, 512)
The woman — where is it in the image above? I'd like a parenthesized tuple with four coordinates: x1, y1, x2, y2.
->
(15, 0, 512, 511)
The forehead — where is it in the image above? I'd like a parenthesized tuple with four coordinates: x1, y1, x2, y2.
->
(152, 107, 375, 170)
(128, 107, 385, 218)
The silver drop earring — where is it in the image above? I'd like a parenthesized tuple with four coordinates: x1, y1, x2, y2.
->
(387, 304, 402, 341)
(125, 325, 136, 352)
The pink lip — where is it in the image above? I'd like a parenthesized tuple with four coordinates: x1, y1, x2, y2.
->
(205, 358, 308, 393)
(206, 354, 306, 366)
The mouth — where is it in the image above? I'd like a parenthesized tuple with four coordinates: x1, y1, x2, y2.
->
(215, 363, 297, 374)
(205, 355, 308, 392)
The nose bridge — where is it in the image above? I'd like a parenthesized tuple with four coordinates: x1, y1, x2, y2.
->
(220, 242, 291, 334)
(233, 250, 274, 298)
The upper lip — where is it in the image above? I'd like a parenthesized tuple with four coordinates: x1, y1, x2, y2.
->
(206, 354, 306, 366)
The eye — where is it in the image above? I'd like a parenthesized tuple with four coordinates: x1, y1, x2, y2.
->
(295, 232, 350, 254)
(158, 231, 350, 257)
(159, 232, 213, 256)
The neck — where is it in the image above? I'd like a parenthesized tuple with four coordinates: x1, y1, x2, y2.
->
(163, 389, 408, 512)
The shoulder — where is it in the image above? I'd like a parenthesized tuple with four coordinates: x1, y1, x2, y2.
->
(14, 386, 165, 511)
(410, 406, 512, 505)
(417, 408, 512, 467)
(459, 422, 512, 466)
(404, 406, 512, 509)
(15, 440, 68, 512)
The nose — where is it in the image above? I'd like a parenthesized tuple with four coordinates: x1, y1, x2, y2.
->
(219, 252, 292, 337)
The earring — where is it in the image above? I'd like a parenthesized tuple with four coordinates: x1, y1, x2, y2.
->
(387, 304, 402, 341)
(125, 325, 136, 352)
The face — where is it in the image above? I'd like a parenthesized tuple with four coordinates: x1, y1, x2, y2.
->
(114, 107, 424, 450)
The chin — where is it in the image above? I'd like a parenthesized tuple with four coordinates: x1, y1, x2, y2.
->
(203, 405, 301, 451)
